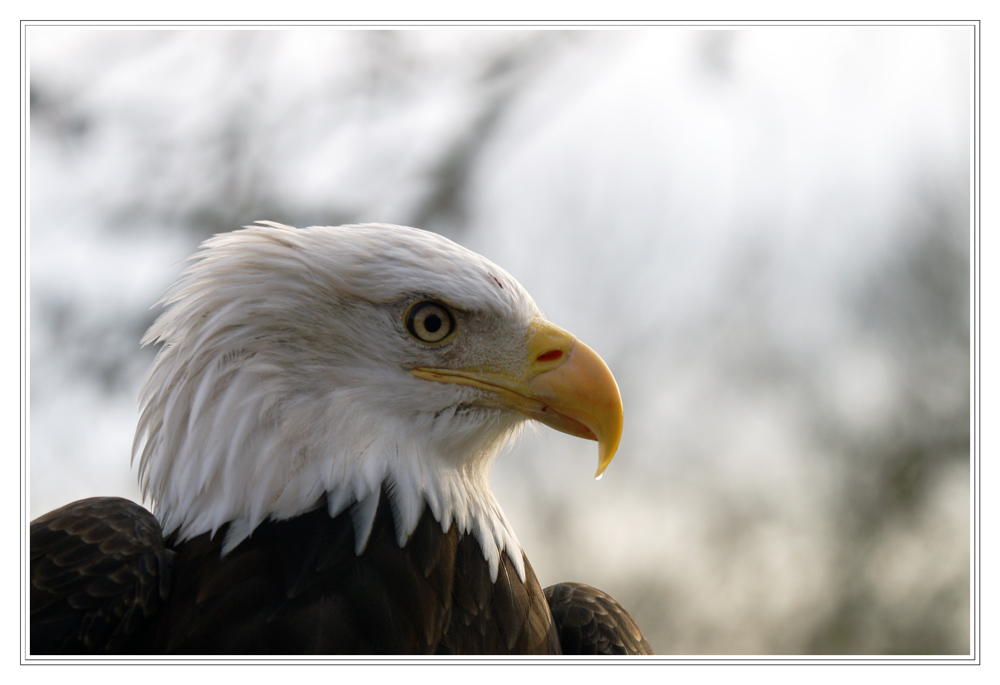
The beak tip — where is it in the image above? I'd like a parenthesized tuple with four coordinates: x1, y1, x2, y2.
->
(594, 433, 620, 480)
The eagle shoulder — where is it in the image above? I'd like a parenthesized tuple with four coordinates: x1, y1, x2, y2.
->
(30, 497, 174, 654)
(544, 582, 654, 655)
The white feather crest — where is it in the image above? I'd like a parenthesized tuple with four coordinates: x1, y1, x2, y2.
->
(133, 222, 537, 582)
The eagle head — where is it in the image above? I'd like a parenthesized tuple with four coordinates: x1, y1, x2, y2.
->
(133, 222, 623, 580)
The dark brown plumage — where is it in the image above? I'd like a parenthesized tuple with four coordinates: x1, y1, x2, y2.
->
(30, 497, 174, 654)
(30, 492, 652, 655)
(545, 582, 654, 655)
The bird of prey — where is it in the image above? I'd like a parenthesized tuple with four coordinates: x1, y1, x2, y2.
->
(30, 222, 653, 656)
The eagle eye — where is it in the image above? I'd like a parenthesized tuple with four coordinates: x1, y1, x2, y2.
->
(405, 301, 456, 344)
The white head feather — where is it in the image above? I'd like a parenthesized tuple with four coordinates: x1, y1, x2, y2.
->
(133, 222, 542, 581)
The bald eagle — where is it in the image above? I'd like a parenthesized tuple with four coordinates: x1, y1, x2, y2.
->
(30, 222, 652, 656)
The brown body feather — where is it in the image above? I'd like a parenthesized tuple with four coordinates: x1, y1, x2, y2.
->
(30, 497, 174, 654)
(30, 492, 650, 655)
(545, 582, 654, 655)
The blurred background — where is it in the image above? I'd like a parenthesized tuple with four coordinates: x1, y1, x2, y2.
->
(28, 27, 972, 655)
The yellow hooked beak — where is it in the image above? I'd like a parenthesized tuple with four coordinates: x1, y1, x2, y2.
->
(411, 318, 623, 478)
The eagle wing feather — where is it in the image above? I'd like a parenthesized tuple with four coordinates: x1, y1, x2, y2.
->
(30, 497, 174, 654)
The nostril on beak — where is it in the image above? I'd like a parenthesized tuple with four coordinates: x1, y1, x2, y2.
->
(536, 349, 564, 364)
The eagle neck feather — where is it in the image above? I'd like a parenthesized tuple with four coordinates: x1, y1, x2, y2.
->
(136, 373, 526, 583)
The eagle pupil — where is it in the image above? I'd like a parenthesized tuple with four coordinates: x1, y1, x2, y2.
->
(406, 300, 455, 344)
